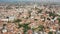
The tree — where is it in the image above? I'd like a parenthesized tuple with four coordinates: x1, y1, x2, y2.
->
(17, 23, 31, 34)
(23, 23, 31, 34)
(13, 19, 22, 23)
(34, 19, 38, 21)
(49, 12, 57, 18)
(48, 31, 53, 34)
(6, 6, 13, 10)
(37, 9, 43, 13)
(38, 25, 44, 31)
(57, 18, 60, 25)
(18, 24, 23, 29)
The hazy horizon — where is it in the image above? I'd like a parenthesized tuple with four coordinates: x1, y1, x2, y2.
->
(0, 0, 60, 3)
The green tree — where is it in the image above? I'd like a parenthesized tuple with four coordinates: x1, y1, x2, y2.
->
(38, 25, 44, 31)
(23, 23, 31, 34)
(18, 23, 31, 34)
(37, 9, 43, 13)
(48, 31, 53, 34)
(13, 19, 22, 23)
(57, 18, 60, 25)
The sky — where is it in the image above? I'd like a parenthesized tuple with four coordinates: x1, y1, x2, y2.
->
(0, 0, 60, 2)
